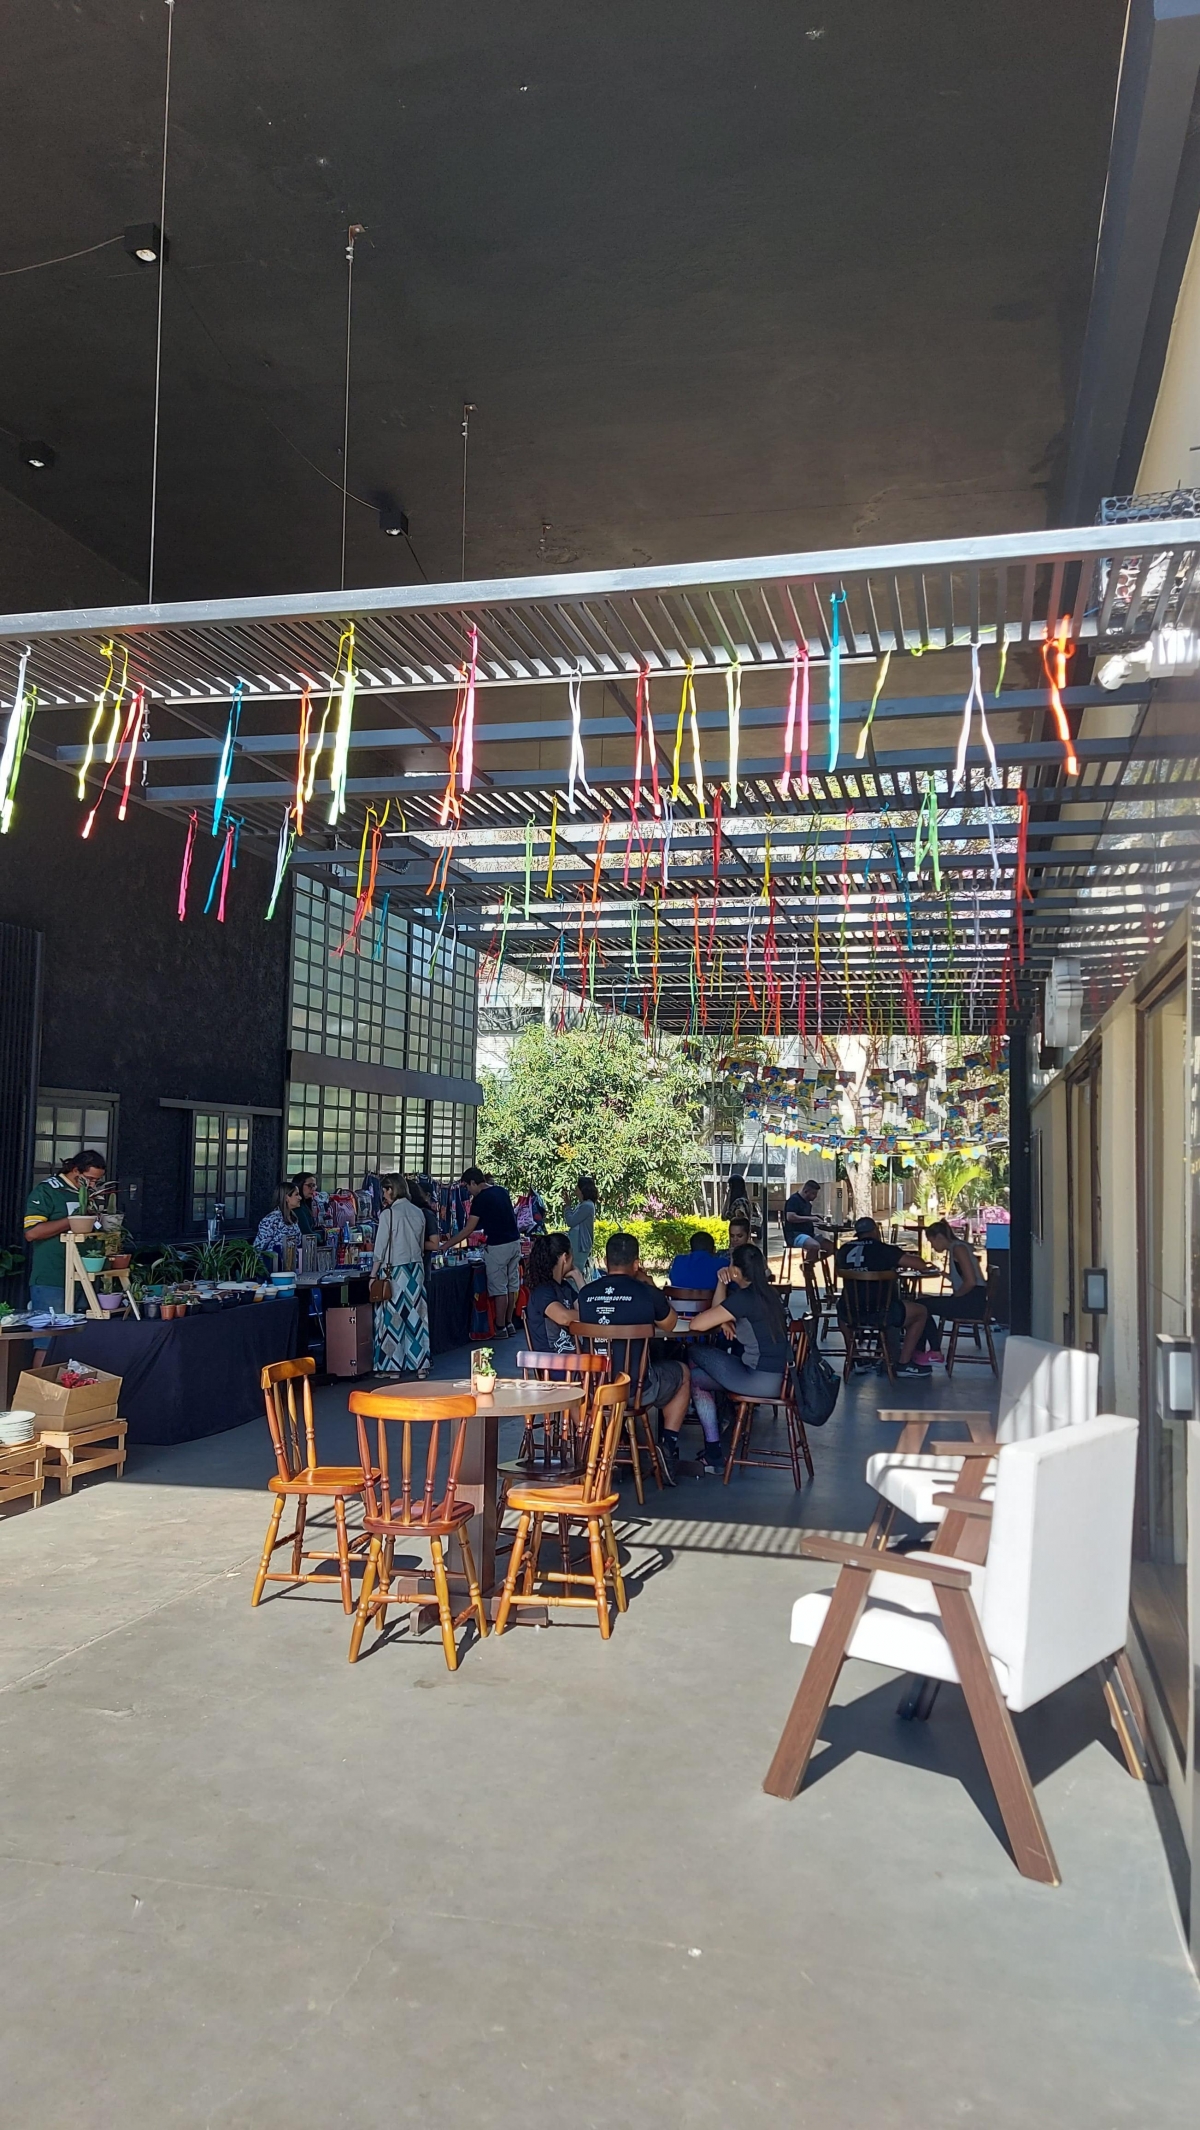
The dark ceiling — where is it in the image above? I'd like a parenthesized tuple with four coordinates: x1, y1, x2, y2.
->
(1, 0, 1125, 607)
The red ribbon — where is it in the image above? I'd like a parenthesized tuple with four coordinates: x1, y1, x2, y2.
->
(176, 810, 198, 922)
(81, 688, 142, 839)
(1041, 620, 1079, 778)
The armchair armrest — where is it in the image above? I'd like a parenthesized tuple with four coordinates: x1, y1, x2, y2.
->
(932, 1494, 993, 1518)
(799, 1536, 974, 1587)
(922, 1440, 997, 1457)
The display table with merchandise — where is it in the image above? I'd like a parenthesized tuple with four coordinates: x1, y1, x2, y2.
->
(37, 1295, 300, 1447)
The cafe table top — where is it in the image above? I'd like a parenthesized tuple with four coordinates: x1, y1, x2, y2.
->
(441, 1377, 585, 1415)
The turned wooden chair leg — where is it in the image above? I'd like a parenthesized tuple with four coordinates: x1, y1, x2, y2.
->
(251, 1495, 287, 1606)
(348, 1537, 382, 1662)
(457, 1524, 489, 1640)
(796, 1413, 814, 1480)
(723, 1402, 750, 1483)
(376, 1536, 395, 1631)
(984, 1319, 999, 1376)
(945, 1321, 960, 1376)
(935, 1583, 1059, 1885)
(523, 1513, 544, 1594)
(290, 1495, 308, 1578)
(603, 1513, 627, 1611)
(495, 1513, 532, 1634)
(625, 1412, 645, 1504)
(763, 1565, 873, 1799)
(587, 1517, 611, 1638)
(429, 1536, 459, 1672)
(334, 1495, 353, 1612)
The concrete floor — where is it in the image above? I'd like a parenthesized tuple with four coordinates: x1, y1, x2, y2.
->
(1, 1340, 1197, 2128)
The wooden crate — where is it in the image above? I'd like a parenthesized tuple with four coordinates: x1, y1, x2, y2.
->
(37, 1416, 128, 1496)
(0, 1442, 45, 1511)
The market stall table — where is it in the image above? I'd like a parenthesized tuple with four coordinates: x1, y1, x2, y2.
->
(40, 1296, 299, 1446)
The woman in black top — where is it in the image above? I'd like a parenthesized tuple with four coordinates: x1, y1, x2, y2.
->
(523, 1232, 580, 1354)
(686, 1244, 791, 1471)
(406, 1175, 444, 1257)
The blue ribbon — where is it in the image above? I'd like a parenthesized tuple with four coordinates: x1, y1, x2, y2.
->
(212, 681, 244, 834)
(828, 592, 845, 774)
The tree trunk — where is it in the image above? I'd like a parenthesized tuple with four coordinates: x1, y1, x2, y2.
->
(849, 1148, 874, 1220)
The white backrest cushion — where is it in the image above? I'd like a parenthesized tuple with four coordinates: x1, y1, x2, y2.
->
(980, 1415, 1137, 1711)
(996, 1336, 1099, 1443)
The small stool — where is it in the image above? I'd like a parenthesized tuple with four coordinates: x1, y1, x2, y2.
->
(38, 1417, 128, 1496)
(0, 1442, 45, 1511)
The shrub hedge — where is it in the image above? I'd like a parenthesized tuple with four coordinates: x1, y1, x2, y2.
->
(592, 1216, 729, 1269)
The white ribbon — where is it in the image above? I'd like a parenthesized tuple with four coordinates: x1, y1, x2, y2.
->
(0, 647, 32, 834)
(726, 662, 741, 804)
(953, 642, 999, 790)
(567, 670, 592, 814)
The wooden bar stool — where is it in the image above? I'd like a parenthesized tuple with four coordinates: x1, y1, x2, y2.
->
(253, 1357, 373, 1613)
(348, 1390, 488, 1672)
(573, 1323, 667, 1501)
(496, 1377, 630, 1638)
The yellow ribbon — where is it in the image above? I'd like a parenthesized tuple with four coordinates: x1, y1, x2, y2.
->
(78, 640, 116, 800)
(103, 644, 130, 763)
(688, 664, 705, 819)
(671, 663, 691, 800)
(855, 650, 891, 760)
(545, 794, 558, 899)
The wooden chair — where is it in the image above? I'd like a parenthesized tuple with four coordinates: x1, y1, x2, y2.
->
(666, 1284, 713, 1319)
(253, 1357, 372, 1613)
(837, 1269, 898, 1382)
(802, 1256, 843, 1352)
(573, 1322, 668, 1501)
(943, 1303, 1000, 1378)
(511, 1348, 608, 1470)
(764, 1416, 1141, 1886)
(496, 1377, 630, 1638)
(723, 1327, 814, 1489)
(347, 1390, 488, 1670)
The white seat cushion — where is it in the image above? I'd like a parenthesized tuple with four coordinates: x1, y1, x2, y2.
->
(790, 1555, 1009, 1693)
(865, 1450, 996, 1524)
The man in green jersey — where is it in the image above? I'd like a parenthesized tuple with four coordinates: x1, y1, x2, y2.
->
(23, 1149, 108, 1313)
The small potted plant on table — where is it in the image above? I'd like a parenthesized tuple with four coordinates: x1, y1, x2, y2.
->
(471, 1344, 497, 1395)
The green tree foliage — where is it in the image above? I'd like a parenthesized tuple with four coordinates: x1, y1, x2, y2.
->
(477, 1023, 703, 1218)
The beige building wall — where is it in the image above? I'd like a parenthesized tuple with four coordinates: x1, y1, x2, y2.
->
(1137, 206, 1200, 494)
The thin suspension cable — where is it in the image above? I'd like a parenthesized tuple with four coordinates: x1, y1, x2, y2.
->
(340, 223, 364, 593)
(0, 234, 123, 278)
(461, 400, 475, 579)
(147, 0, 175, 604)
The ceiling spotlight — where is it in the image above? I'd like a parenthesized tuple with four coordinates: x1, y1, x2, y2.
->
(124, 222, 168, 265)
(379, 503, 410, 538)
(20, 439, 55, 470)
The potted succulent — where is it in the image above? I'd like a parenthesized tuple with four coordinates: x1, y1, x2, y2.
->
(471, 1344, 497, 1395)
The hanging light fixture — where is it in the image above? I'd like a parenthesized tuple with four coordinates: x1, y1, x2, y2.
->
(19, 440, 55, 470)
(378, 502, 409, 538)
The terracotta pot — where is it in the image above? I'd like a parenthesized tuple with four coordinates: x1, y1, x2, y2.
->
(109, 1254, 132, 1270)
(161, 1304, 176, 1320)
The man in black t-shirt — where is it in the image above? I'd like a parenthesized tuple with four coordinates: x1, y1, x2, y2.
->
(575, 1232, 690, 1479)
(458, 1166, 522, 1333)
(836, 1218, 929, 1373)
(782, 1178, 822, 1246)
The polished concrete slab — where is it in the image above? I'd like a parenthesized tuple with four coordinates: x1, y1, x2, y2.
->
(1, 1342, 1197, 2128)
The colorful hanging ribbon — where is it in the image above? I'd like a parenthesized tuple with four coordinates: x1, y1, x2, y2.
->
(372, 890, 391, 961)
(204, 816, 242, 921)
(81, 683, 142, 840)
(544, 795, 558, 898)
(176, 809, 198, 921)
(688, 665, 705, 818)
(523, 817, 534, 917)
(293, 686, 313, 835)
(78, 641, 117, 800)
(117, 688, 145, 820)
(212, 681, 245, 834)
(1015, 786, 1031, 967)
(327, 626, 358, 825)
(780, 639, 809, 799)
(855, 651, 891, 760)
(725, 660, 741, 803)
(952, 642, 999, 790)
(567, 670, 591, 813)
(1041, 619, 1079, 778)
(913, 774, 941, 888)
(336, 800, 391, 954)
(670, 663, 694, 803)
(827, 591, 845, 775)
(265, 808, 296, 922)
(0, 647, 34, 835)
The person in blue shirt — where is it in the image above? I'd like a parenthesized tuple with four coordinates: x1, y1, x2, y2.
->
(667, 1232, 720, 1293)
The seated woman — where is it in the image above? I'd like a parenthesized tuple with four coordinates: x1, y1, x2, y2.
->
(924, 1220, 987, 1350)
(686, 1244, 792, 1473)
(523, 1231, 582, 1355)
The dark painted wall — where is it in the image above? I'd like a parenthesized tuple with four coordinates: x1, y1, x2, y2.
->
(0, 757, 290, 1241)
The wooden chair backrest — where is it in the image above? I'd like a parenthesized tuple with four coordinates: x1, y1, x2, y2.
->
(261, 1355, 317, 1481)
(788, 1317, 811, 1371)
(839, 1267, 897, 1326)
(349, 1389, 477, 1527)
(667, 1285, 713, 1315)
(573, 1321, 654, 1408)
(576, 1374, 630, 1501)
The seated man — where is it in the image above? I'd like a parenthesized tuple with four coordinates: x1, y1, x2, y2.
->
(575, 1232, 690, 1479)
(715, 1216, 753, 1270)
(667, 1231, 720, 1299)
(782, 1178, 822, 1246)
(836, 1217, 929, 1375)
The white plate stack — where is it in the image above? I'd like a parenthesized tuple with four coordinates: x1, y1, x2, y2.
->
(0, 1409, 37, 1448)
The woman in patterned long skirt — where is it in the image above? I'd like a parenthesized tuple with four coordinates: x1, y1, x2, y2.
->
(371, 1176, 431, 1377)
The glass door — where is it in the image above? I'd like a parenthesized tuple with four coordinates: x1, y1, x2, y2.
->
(1133, 970, 1189, 1761)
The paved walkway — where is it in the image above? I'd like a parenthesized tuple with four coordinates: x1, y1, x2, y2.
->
(1, 1339, 1197, 2127)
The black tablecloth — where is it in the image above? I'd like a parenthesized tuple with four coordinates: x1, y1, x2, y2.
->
(42, 1297, 299, 1446)
(426, 1262, 478, 1355)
